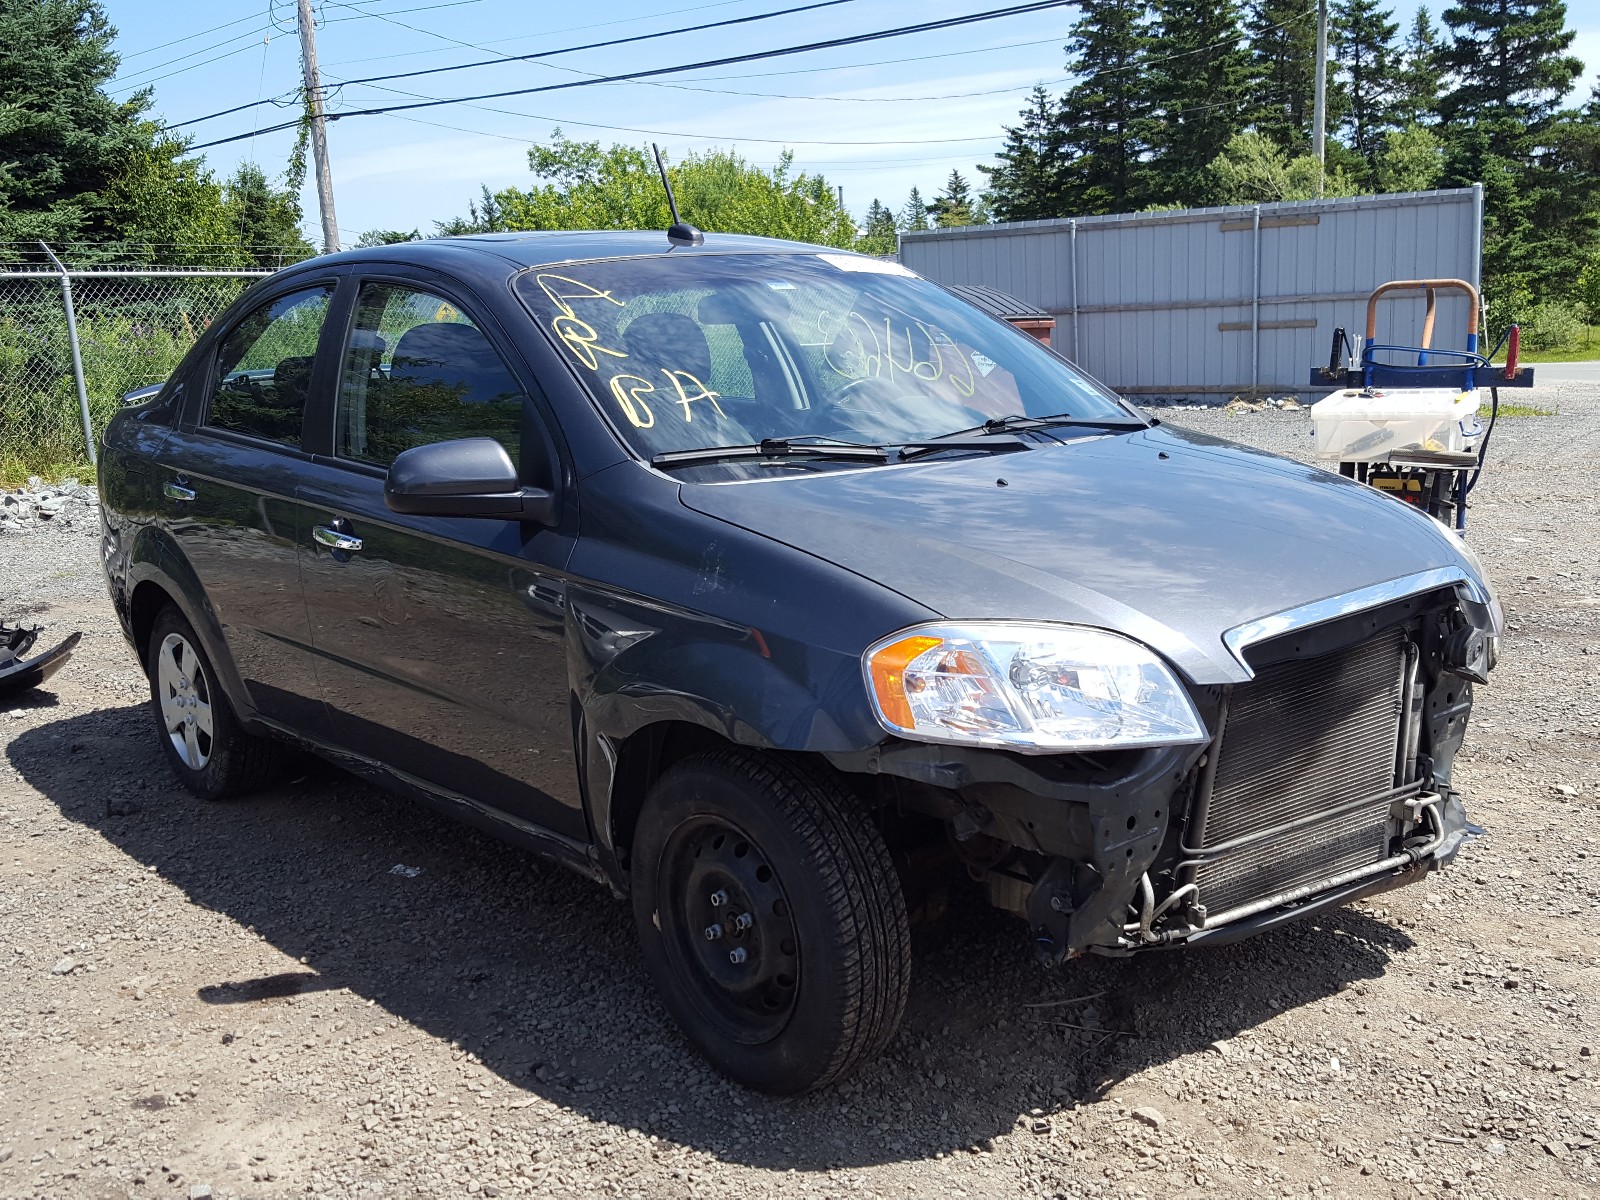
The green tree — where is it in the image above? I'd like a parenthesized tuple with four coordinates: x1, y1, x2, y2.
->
(1207, 130, 1358, 202)
(1438, 0, 1583, 138)
(436, 187, 507, 235)
(1393, 7, 1444, 125)
(899, 187, 931, 232)
(1373, 124, 1445, 191)
(929, 170, 981, 227)
(980, 85, 1071, 221)
(481, 133, 856, 246)
(1149, 0, 1255, 204)
(855, 198, 898, 255)
(222, 163, 315, 267)
(356, 228, 421, 246)
(1058, 0, 1157, 212)
(1247, 0, 1322, 151)
(1334, 0, 1401, 175)
(95, 131, 236, 262)
(0, 0, 147, 244)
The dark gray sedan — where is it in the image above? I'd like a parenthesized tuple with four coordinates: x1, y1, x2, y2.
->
(97, 231, 1499, 1093)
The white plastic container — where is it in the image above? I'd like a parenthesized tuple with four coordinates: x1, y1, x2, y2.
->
(1310, 388, 1482, 462)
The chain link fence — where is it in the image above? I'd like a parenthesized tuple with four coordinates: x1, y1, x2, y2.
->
(0, 257, 274, 483)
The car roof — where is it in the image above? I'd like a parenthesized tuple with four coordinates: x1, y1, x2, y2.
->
(298, 230, 842, 281)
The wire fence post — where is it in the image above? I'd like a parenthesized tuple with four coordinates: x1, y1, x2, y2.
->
(38, 242, 97, 468)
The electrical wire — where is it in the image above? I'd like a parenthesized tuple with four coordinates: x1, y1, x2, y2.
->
(325, 0, 758, 68)
(328, 0, 864, 88)
(117, 12, 265, 62)
(110, 25, 275, 91)
(323, 74, 1010, 144)
(168, 0, 869, 129)
(176, 0, 1074, 143)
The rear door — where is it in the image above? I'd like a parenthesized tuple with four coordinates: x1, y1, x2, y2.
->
(155, 278, 341, 728)
(294, 270, 586, 841)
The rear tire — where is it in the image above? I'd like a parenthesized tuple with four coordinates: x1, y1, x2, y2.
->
(147, 606, 281, 800)
(631, 750, 911, 1093)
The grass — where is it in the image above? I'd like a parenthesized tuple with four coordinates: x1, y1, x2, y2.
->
(1493, 402, 1557, 417)
(1516, 326, 1599, 364)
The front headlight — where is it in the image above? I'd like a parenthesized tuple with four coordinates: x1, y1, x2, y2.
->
(863, 622, 1207, 753)
(1427, 516, 1504, 634)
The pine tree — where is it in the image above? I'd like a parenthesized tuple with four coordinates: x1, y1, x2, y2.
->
(1057, 0, 1157, 212)
(929, 170, 981, 227)
(979, 85, 1071, 221)
(856, 198, 898, 255)
(1438, 0, 1583, 134)
(1393, 7, 1444, 126)
(1334, 0, 1402, 172)
(1148, 0, 1255, 204)
(1247, 0, 1322, 151)
(899, 187, 931, 232)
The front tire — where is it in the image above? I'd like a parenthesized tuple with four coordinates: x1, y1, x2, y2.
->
(631, 750, 911, 1093)
(147, 606, 280, 800)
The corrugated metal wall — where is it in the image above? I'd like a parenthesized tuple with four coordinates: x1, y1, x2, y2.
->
(899, 188, 1483, 401)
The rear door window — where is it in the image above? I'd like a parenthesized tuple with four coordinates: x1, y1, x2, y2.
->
(207, 286, 334, 445)
(335, 282, 523, 468)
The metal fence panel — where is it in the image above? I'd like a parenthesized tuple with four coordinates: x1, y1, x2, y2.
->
(0, 266, 269, 481)
(899, 187, 1484, 401)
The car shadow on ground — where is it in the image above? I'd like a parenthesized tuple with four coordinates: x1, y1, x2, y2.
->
(10, 701, 1417, 1171)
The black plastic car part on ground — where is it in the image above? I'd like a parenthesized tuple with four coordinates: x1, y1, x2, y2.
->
(96, 230, 1501, 1093)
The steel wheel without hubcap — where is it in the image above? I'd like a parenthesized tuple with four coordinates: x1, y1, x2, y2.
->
(659, 815, 799, 1044)
(156, 631, 214, 770)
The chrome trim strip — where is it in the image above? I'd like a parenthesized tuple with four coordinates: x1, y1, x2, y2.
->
(1222, 567, 1489, 677)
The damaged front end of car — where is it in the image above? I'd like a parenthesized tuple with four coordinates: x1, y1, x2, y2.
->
(831, 572, 1496, 961)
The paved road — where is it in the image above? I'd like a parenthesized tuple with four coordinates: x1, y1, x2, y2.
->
(1526, 359, 1600, 383)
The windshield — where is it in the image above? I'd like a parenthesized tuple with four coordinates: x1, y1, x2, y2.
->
(514, 251, 1138, 458)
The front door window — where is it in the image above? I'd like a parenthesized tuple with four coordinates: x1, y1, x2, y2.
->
(336, 283, 523, 467)
(208, 286, 333, 445)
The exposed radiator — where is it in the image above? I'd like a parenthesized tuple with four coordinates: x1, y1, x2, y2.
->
(1186, 629, 1411, 918)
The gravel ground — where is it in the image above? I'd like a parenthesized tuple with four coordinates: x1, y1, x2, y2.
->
(1, 381, 1597, 1200)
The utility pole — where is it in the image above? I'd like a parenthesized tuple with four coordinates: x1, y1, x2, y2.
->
(296, 0, 340, 254)
(1312, 0, 1329, 198)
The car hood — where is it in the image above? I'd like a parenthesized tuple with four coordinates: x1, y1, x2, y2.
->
(678, 424, 1485, 684)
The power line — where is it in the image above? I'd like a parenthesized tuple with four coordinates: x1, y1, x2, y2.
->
(168, 0, 867, 130)
(118, 12, 264, 62)
(323, 74, 1010, 144)
(323, 0, 758, 69)
(111, 25, 274, 90)
(178, 1, 1074, 145)
(332, 0, 865, 89)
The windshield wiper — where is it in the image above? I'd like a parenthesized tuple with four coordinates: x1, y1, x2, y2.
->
(928, 411, 1150, 440)
(651, 436, 891, 469)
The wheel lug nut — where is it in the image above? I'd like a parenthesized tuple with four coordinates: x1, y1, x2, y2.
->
(733, 912, 753, 931)
(703, 923, 723, 940)
(709, 889, 728, 907)
(728, 947, 748, 965)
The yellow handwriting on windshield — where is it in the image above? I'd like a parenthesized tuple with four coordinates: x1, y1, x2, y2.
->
(661, 369, 727, 422)
(608, 374, 656, 428)
(537, 273, 627, 372)
(821, 312, 974, 397)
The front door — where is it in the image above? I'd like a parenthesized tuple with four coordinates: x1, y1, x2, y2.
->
(295, 276, 585, 842)
(156, 281, 338, 730)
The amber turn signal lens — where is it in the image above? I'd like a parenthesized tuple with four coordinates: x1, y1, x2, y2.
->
(867, 634, 942, 730)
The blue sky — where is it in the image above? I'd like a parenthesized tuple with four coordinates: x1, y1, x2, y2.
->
(103, 0, 1600, 246)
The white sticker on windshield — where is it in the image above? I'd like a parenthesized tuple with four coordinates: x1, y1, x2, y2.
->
(816, 254, 918, 277)
(764, 279, 796, 291)
(972, 352, 997, 377)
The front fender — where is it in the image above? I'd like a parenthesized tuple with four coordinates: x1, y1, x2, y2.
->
(569, 583, 889, 885)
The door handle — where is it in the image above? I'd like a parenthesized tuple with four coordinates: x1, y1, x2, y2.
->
(312, 524, 363, 553)
(163, 481, 196, 501)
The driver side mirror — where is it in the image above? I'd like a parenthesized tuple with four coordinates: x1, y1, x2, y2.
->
(384, 437, 557, 525)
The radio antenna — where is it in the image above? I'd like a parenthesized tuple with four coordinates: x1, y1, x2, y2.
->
(652, 143, 704, 247)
